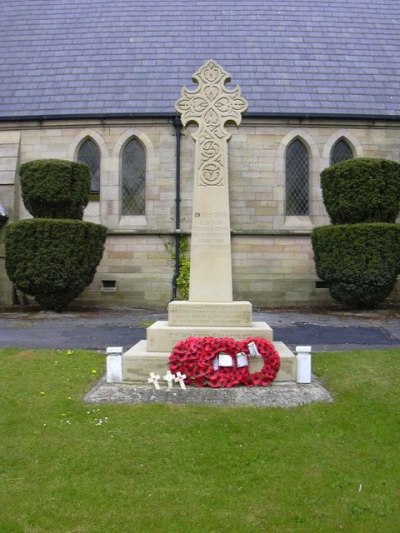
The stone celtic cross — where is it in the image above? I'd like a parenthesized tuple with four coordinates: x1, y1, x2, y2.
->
(175, 60, 248, 302)
(176, 60, 248, 188)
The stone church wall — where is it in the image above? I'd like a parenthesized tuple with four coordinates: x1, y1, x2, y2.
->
(0, 117, 399, 308)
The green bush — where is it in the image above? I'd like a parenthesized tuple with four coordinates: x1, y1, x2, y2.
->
(5, 219, 107, 311)
(321, 158, 400, 224)
(176, 236, 190, 300)
(165, 235, 190, 300)
(20, 159, 90, 219)
(312, 223, 400, 307)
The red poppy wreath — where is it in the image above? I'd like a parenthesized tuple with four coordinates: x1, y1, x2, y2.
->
(169, 336, 280, 388)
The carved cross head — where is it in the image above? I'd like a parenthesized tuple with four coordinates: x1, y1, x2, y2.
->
(175, 60, 248, 139)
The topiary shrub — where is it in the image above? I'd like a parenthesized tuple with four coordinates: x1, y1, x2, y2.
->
(6, 158, 106, 311)
(5, 219, 107, 311)
(312, 223, 400, 307)
(20, 159, 90, 219)
(321, 158, 400, 224)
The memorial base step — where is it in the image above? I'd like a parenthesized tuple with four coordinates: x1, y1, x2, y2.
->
(122, 340, 296, 383)
(147, 320, 273, 352)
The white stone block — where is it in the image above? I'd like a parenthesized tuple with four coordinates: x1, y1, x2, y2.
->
(106, 346, 123, 355)
(296, 346, 312, 384)
(106, 355, 123, 383)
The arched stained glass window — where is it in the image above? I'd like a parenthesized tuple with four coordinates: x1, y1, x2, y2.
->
(285, 139, 309, 216)
(77, 138, 100, 193)
(330, 139, 353, 166)
(122, 137, 146, 215)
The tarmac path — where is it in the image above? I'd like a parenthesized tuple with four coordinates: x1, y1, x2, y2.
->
(1, 306, 400, 352)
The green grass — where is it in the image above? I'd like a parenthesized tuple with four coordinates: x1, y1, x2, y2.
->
(0, 348, 399, 532)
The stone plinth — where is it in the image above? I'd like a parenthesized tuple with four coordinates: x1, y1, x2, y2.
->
(123, 341, 169, 381)
(146, 320, 273, 352)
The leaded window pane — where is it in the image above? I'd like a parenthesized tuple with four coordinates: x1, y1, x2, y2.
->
(330, 139, 353, 165)
(77, 138, 100, 193)
(286, 139, 309, 216)
(122, 138, 146, 215)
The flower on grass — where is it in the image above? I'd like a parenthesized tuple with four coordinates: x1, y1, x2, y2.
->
(94, 417, 108, 426)
(91, 369, 97, 374)
(39, 391, 45, 396)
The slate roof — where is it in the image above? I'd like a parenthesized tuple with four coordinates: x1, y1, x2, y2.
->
(1, 0, 400, 119)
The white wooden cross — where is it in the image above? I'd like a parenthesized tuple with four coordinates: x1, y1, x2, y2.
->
(174, 371, 187, 390)
(163, 370, 176, 391)
(148, 372, 161, 389)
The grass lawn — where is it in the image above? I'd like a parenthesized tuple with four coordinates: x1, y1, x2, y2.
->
(0, 347, 399, 532)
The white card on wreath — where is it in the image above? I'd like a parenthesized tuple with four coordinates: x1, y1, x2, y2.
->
(236, 352, 249, 368)
(248, 341, 261, 357)
(218, 353, 233, 367)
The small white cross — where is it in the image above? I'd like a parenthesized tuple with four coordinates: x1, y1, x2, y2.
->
(148, 372, 161, 389)
(174, 371, 187, 390)
(163, 370, 175, 391)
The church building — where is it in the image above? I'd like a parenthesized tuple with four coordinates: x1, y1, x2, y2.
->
(1, 0, 399, 308)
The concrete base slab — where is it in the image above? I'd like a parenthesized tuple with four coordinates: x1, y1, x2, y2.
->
(146, 320, 273, 352)
(84, 375, 332, 408)
(122, 339, 296, 383)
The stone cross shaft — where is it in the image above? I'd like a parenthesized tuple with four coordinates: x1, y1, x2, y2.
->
(176, 60, 248, 302)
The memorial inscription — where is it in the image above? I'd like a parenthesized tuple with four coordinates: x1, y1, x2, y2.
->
(147, 328, 273, 353)
(192, 212, 230, 250)
(168, 301, 253, 326)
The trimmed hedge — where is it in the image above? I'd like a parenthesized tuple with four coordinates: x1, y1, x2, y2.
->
(321, 158, 400, 224)
(5, 219, 107, 311)
(20, 159, 90, 219)
(312, 223, 400, 307)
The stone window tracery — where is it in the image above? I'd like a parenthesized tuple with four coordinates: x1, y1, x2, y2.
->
(330, 138, 354, 165)
(121, 137, 146, 216)
(285, 139, 310, 216)
(77, 137, 100, 193)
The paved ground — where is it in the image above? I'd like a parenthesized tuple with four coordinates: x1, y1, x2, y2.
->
(1, 305, 400, 352)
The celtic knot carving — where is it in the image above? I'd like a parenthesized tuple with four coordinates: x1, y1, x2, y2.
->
(175, 60, 248, 186)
